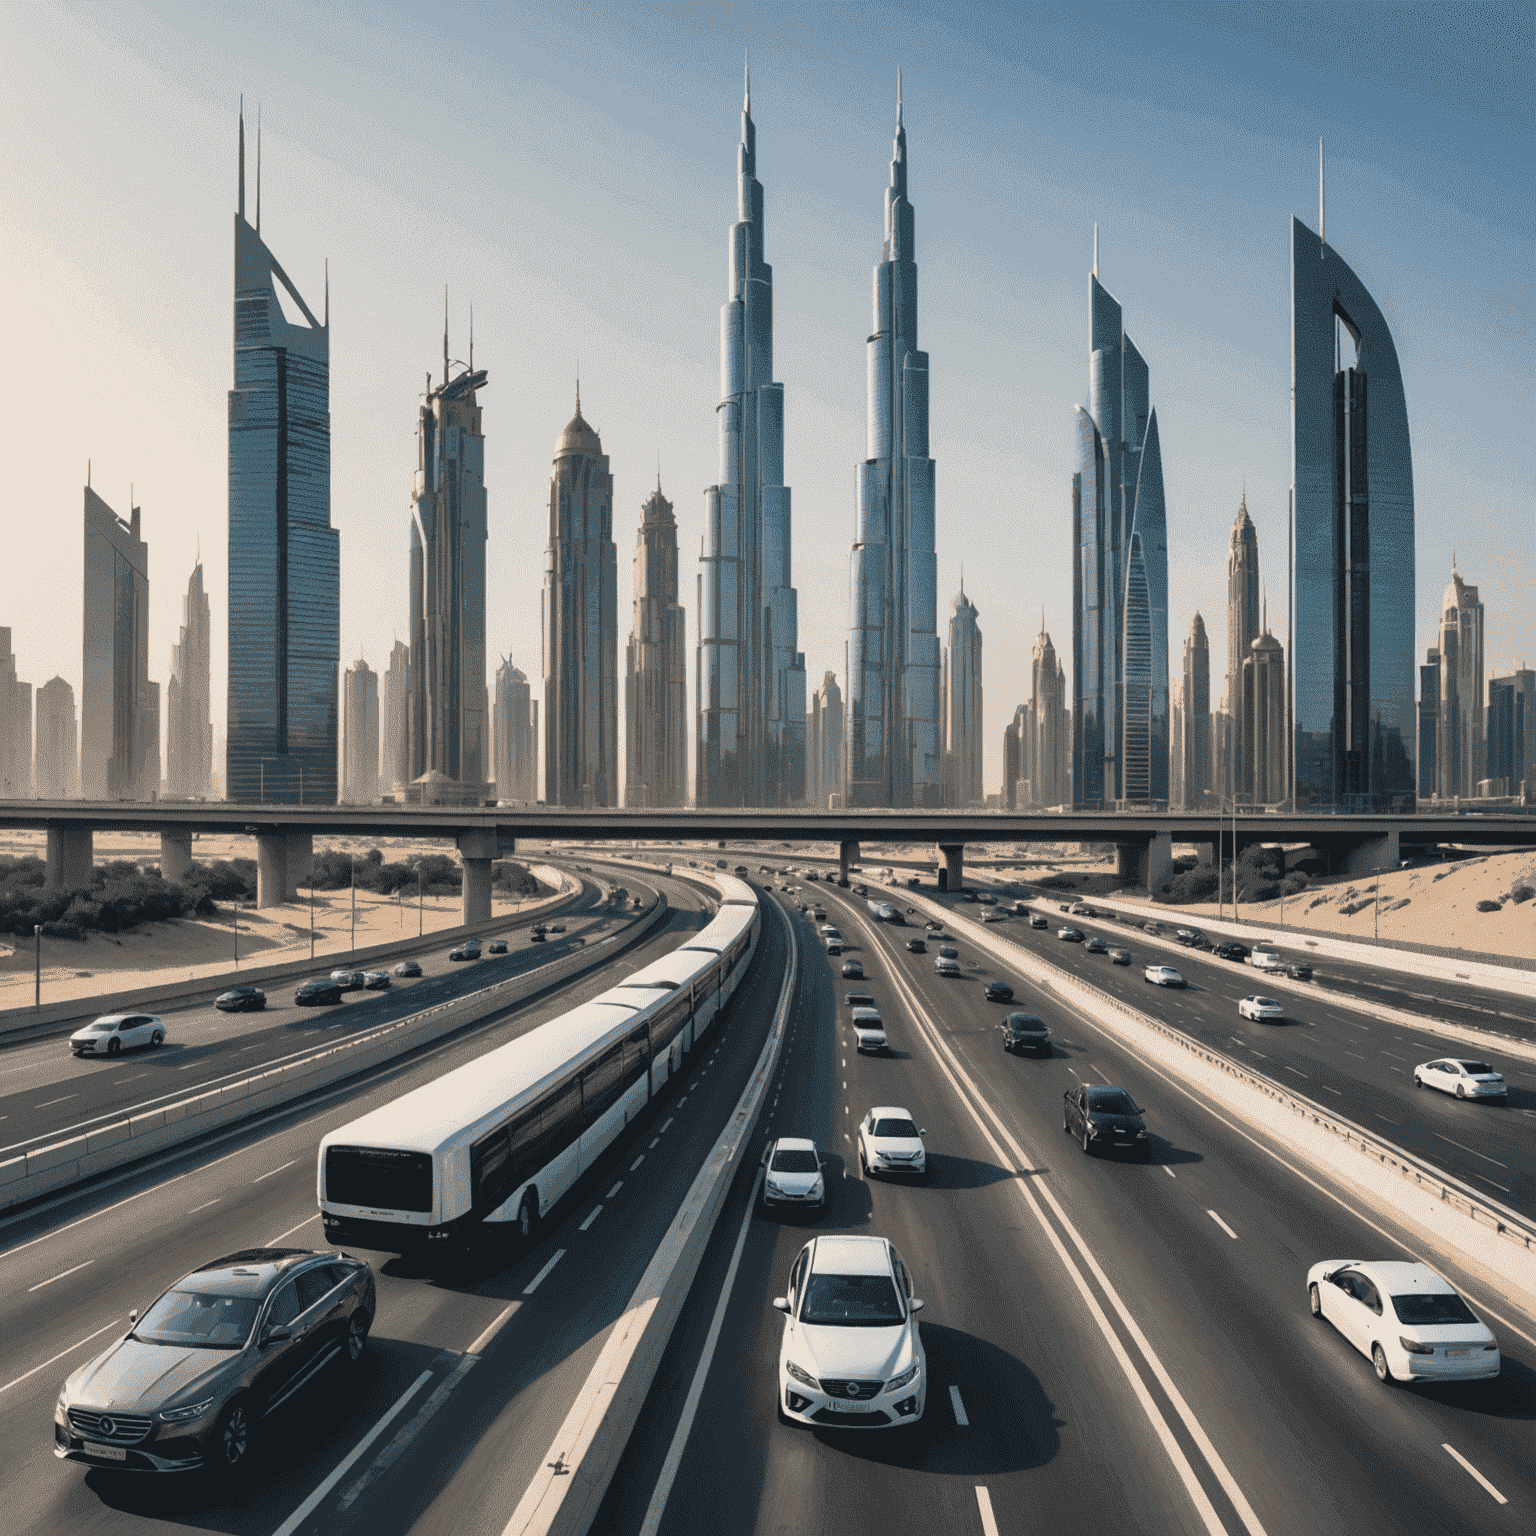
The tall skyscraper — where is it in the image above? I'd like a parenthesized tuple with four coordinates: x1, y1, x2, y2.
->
(1241, 626, 1287, 805)
(809, 671, 846, 810)
(408, 319, 489, 798)
(1002, 703, 1027, 810)
(342, 658, 378, 803)
(544, 391, 617, 808)
(227, 105, 338, 805)
(0, 632, 33, 797)
(167, 559, 213, 797)
(1170, 681, 1185, 809)
(846, 80, 941, 809)
(382, 639, 411, 793)
(1417, 646, 1440, 799)
(697, 69, 805, 807)
(943, 586, 982, 807)
(1290, 203, 1415, 810)
(1071, 246, 1169, 808)
(625, 478, 687, 807)
(36, 677, 78, 798)
(1181, 612, 1211, 808)
(1223, 497, 1260, 795)
(82, 486, 156, 799)
(1435, 566, 1484, 800)
(1487, 668, 1535, 798)
(1028, 621, 1069, 808)
(492, 657, 537, 803)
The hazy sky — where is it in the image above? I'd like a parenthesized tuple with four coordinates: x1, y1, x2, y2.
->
(3, 0, 1531, 795)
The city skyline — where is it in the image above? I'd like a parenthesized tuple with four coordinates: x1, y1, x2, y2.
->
(2, 6, 1529, 803)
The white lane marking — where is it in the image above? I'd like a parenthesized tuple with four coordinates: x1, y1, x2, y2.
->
(1375, 1113, 1398, 1125)
(659, 1118, 673, 1134)
(579, 1206, 603, 1231)
(0, 1317, 124, 1395)
(975, 1486, 1001, 1536)
(188, 1199, 220, 1214)
(1163, 1166, 1177, 1179)
(1067, 1066, 1078, 1077)
(467, 1301, 522, 1356)
(606, 1182, 623, 1199)
(523, 1248, 565, 1295)
(254, 1158, 298, 1182)
(28, 1259, 94, 1292)
(1207, 1211, 1239, 1241)
(949, 1384, 969, 1426)
(33, 1095, 77, 1109)
(650, 1137, 661, 1149)
(630, 1154, 646, 1171)
(1433, 1133, 1506, 1168)
(638, 1170, 762, 1536)
(1321, 1085, 1342, 1096)
(1442, 1443, 1507, 1504)
(268, 1214, 320, 1245)
(271, 1369, 433, 1536)
(675, 1096, 686, 1105)
(1474, 1173, 1512, 1193)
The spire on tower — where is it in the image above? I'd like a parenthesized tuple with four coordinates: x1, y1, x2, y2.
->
(238, 96, 245, 221)
(324, 259, 329, 327)
(1093, 222, 1099, 277)
(897, 68, 903, 127)
(1319, 137, 1325, 251)
(744, 49, 750, 114)
(255, 104, 261, 232)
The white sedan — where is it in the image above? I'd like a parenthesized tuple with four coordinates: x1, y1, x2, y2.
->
(1143, 965, 1186, 987)
(1238, 995, 1286, 1022)
(69, 1013, 166, 1056)
(1307, 1259, 1500, 1383)
(762, 1137, 826, 1211)
(858, 1107, 928, 1179)
(775, 1234, 926, 1428)
(1413, 1058, 1507, 1100)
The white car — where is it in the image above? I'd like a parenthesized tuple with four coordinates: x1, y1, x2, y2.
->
(1413, 1058, 1508, 1100)
(1307, 1259, 1500, 1383)
(1251, 949, 1285, 971)
(851, 1008, 889, 1054)
(762, 1137, 826, 1211)
(1238, 995, 1286, 1022)
(934, 956, 960, 977)
(69, 1013, 166, 1056)
(858, 1107, 927, 1178)
(774, 1234, 926, 1428)
(819, 924, 842, 940)
(1143, 965, 1186, 987)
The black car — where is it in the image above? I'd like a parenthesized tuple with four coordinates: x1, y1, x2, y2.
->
(1001, 1013, 1051, 1056)
(1174, 928, 1201, 947)
(1029, 913, 1049, 929)
(1063, 1084, 1150, 1159)
(214, 986, 266, 1014)
(488, 939, 508, 954)
(551, 923, 566, 934)
(1214, 942, 1250, 961)
(984, 980, 1015, 1002)
(844, 989, 876, 1008)
(1287, 961, 1314, 980)
(295, 978, 343, 1006)
(905, 937, 927, 953)
(530, 924, 548, 941)
(392, 959, 422, 978)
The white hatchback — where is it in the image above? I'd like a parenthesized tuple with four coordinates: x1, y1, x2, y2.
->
(1238, 995, 1286, 1022)
(69, 1013, 166, 1056)
(1143, 965, 1186, 987)
(858, 1107, 927, 1178)
(1413, 1058, 1507, 1100)
(775, 1234, 926, 1428)
(1307, 1259, 1500, 1383)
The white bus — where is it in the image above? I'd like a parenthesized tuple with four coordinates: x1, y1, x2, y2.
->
(317, 881, 758, 1258)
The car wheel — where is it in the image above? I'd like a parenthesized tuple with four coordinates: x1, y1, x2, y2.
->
(344, 1308, 371, 1365)
(106, 1037, 120, 1055)
(1372, 1343, 1395, 1384)
(1081, 1128, 1092, 1156)
(1309, 1283, 1323, 1318)
(517, 1193, 540, 1244)
(1413, 1075, 1422, 1088)
(213, 1398, 256, 1471)
(1456, 1084, 1465, 1099)
(151, 1029, 164, 1047)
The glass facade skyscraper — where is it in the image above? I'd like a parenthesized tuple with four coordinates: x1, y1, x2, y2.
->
(227, 107, 338, 805)
(626, 479, 688, 807)
(1291, 215, 1415, 811)
(845, 83, 942, 808)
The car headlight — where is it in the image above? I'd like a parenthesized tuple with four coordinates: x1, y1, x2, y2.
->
(784, 1360, 818, 1388)
(886, 1363, 920, 1392)
(1398, 1337, 1433, 1356)
(809, 1177, 823, 1195)
(160, 1396, 216, 1422)
(765, 1179, 783, 1195)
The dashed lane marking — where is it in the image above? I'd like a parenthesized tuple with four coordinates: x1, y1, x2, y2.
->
(1321, 1086, 1342, 1096)
(659, 1118, 673, 1133)
(579, 1207, 602, 1231)
(975, 1486, 1001, 1536)
(523, 1248, 566, 1295)
(631, 1154, 646, 1170)
(254, 1158, 299, 1182)
(1163, 1166, 1177, 1179)
(0, 1317, 123, 1395)
(33, 1095, 77, 1109)
(1434, 1133, 1506, 1168)
(949, 1384, 969, 1425)
(1442, 1443, 1507, 1504)
(28, 1259, 94, 1292)
(466, 1300, 521, 1356)
(1207, 1211, 1239, 1240)
(188, 1199, 220, 1214)
(1282, 1065, 1307, 1077)
(268, 1214, 320, 1245)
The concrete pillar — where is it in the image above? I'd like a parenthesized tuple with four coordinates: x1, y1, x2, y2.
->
(937, 843, 963, 893)
(44, 826, 94, 893)
(255, 831, 288, 909)
(1341, 830, 1399, 878)
(1144, 831, 1174, 894)
(1114, 844, 1140, 882)
(160, 830, 194, 884)
(838, 840, 860, 884)
(457, 829, 497, 924)
(284, 830, 313, 901)
(1192, 841, 1216, 867)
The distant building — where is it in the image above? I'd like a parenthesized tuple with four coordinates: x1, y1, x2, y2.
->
(810, 671, 845, 809)
(35, 677, 78, 798)
(1487, 668, 1535, 800)
(625, 478, 687, 807)
(1002, 702, 1027, 810)
(1224, 499, 1260, 797)
(1180, 612, 1211, 807)
(382, 640, 410, 794)
(342, 658, 379, 803)
(1241, 628, 1287, 806)
(0, 633, 32, 797)
(492, 657, 537, 803)
(943, 587, 982, 807)
(167, 560, 213, 797)
(1435, 567, 1484, 799)
(1027, 622, 1068, 808)
(1418, 646, 1440, 799)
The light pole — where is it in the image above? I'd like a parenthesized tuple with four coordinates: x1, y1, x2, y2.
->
(34, 924, 42, 1008)
(1374, 866, 1381, 943)
(418, 866, 423, 937)
(309, 871, 316, 961)
(350, 852, 357, 952)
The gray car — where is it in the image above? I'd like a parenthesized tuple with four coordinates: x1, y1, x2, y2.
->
(55, 1247, 374, 1475)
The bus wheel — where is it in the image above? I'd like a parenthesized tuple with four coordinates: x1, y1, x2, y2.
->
(518, 1193, 539, 1244)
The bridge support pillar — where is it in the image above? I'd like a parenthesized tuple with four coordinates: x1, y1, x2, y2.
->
(160, 830, 194, 884)
(1341, 830, 1399, 878)
(1114, 833, 1173, 894)
(255, 831, 288, 909)
(284, 831, 312, 901)
(457, 829, 498, 924)
(838, 840, 860, 885)
(937, 843, 963, 893)
(45, 826, 94, 893)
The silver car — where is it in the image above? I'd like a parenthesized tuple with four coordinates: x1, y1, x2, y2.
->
(69, 1013, 165, 1056)
(55, 1247, 374, 1475)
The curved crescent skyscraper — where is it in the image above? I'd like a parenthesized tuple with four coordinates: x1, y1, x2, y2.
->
(697, 71, 805, 807)
(845, 83, 942, 808)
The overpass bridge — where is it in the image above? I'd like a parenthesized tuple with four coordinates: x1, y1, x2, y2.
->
(3, 800, 1532, 920)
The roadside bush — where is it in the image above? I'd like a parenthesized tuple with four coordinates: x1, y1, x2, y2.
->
(1476, 899, 1503, 913)
(0, 854, 252, 939)
(1162, 865, 1219, 904)
(1509, 884, 1534, 905)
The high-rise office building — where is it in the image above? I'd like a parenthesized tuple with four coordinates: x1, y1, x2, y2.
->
(36, 677, 78, 798)
(492, 657, 537, 803)
(408, 321, 489, 799)
(1170, 682, 1185, 809)
(625, 479, 687, 807)
(697, 69, 805, 807)
(1029, 622, 1069, 809)
(1223, 497, 1260, 795)
(1071, 247, 1169, 808)
(1290, 207, 1415, 810)
(1241, 628, 1287, 805)
(1002, 703, 1028, 810)
(227, 106, 338, 805)
(809, 671, 846, 810)
(1434, 566, 1483, 800)
(1181, 612, 1211, 808)
(342, 658, 378, 804)
(845, 81, 941, 809)
(82, 486, 156, 799)
(0, 632, 32, 797)
(1487, 668, 1535, 799)
(943, 587, 982, 807)
(382, 640, 410, 794)
(167, 560, 213, 797)
(1417, 646, 1440, 799)
(544, 391, 617, 808)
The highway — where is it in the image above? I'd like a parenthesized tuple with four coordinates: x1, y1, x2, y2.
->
(597, 880, 1534, 1536)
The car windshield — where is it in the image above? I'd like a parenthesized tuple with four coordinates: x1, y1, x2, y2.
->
(86, 1022, 116, 1032)
(872, 1118, 918, 1138)
(1088, 1091, 1137, 1115)
(135, 1288, 260, 1349)
(771, 1149, 820, 1173)
(1007, 1015, 1044, 1030)
(1457, 1062, 1494, 1076)
(800, 1273, 904, 1326)
(1391, 1292, 1478, 1326)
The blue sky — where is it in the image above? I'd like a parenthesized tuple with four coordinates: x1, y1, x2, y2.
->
(2, 1, 1530, 793)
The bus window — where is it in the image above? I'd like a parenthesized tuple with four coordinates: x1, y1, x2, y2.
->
(624, 1025, 650, 1087)
(537, 1080, 582, 1164)
(580, 1043, 626, 1127)
(471, 1125, 513, 1211)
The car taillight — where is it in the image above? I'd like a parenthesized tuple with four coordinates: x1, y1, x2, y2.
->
(1399, 1336, 1433, 1355)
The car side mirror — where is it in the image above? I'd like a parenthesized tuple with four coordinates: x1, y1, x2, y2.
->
(919, 1129, 928, 1137)
(262, 1323, 293, 1345)
(772, 1297, 790, 1313)
(909, 1298, 925, 1312)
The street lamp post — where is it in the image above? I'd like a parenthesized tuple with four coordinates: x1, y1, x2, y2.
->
(310, 872, 316, 961)
(351, 853, 357, 951)
(418, 866, 423, 937)
(34, 924, 42, 1008)
(1375, 867, 1381, 943)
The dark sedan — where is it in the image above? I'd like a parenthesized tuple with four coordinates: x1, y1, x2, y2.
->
(214, 986, 266, 1014)
(984, 980, 1015, 1002)
(1001, 1013, 1051, 1056)
(1214, 942, 1250, 961)
(905, 937, 927, 953)
(55, 1247, 373, 1475)
(487, 939, 508, 954)
(392, 959, 422, 978)
(1063, 1084, 1150, 1159)
(295, 978, 343, 1006)
(1287, 962, 1314, 981)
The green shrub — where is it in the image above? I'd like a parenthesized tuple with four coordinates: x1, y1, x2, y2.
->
(1509, 884, 1534, 904)
(1475, 899, 1502, 913)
